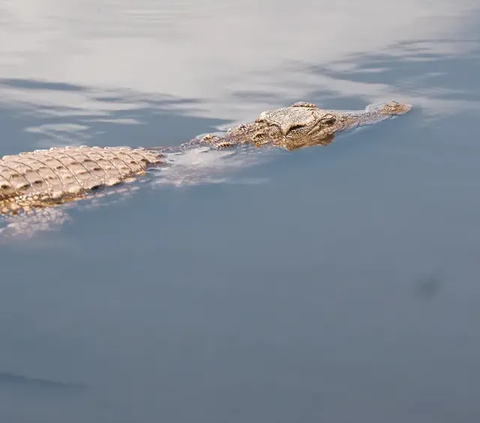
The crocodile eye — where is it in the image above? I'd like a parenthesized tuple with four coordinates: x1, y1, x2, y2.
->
(320, 115, 336, 126)
(288, 124, 305, 132)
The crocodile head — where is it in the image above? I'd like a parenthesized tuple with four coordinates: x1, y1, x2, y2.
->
(253, 101, 411, 150)
(205, 100, 411, 151)
(253, 101, 339, 150)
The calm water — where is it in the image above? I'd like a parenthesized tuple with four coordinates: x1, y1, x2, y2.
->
(1, 1, 480, 422)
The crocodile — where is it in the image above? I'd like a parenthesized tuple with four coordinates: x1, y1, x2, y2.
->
(0, 100, 410, 237)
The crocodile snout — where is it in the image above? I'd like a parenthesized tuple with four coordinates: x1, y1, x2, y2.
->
(368, 101, 412, 115)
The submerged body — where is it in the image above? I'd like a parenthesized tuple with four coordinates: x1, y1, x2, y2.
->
(0, 101, 410, 217)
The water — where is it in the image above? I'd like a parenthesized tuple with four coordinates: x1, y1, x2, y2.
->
(0, 0, 479, 422)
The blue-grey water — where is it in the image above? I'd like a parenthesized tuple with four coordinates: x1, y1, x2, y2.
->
(0, 1, 479, 422)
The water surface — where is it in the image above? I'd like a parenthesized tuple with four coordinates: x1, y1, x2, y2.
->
(0, 0, 480, 422)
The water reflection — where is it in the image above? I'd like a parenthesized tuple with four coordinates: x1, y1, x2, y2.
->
(0, 0, 478, 125)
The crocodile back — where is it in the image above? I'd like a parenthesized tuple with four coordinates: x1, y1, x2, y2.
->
(0, 146, 163, 215)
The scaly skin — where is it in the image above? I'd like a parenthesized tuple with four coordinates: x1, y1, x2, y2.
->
(0, 101, 411, 216)
(0, 146, 162, 215)
(195, 101, 411, 150)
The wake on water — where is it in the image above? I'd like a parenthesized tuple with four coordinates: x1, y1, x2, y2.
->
(154, 143, 277, 186)
(0, 144, 280, 241)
